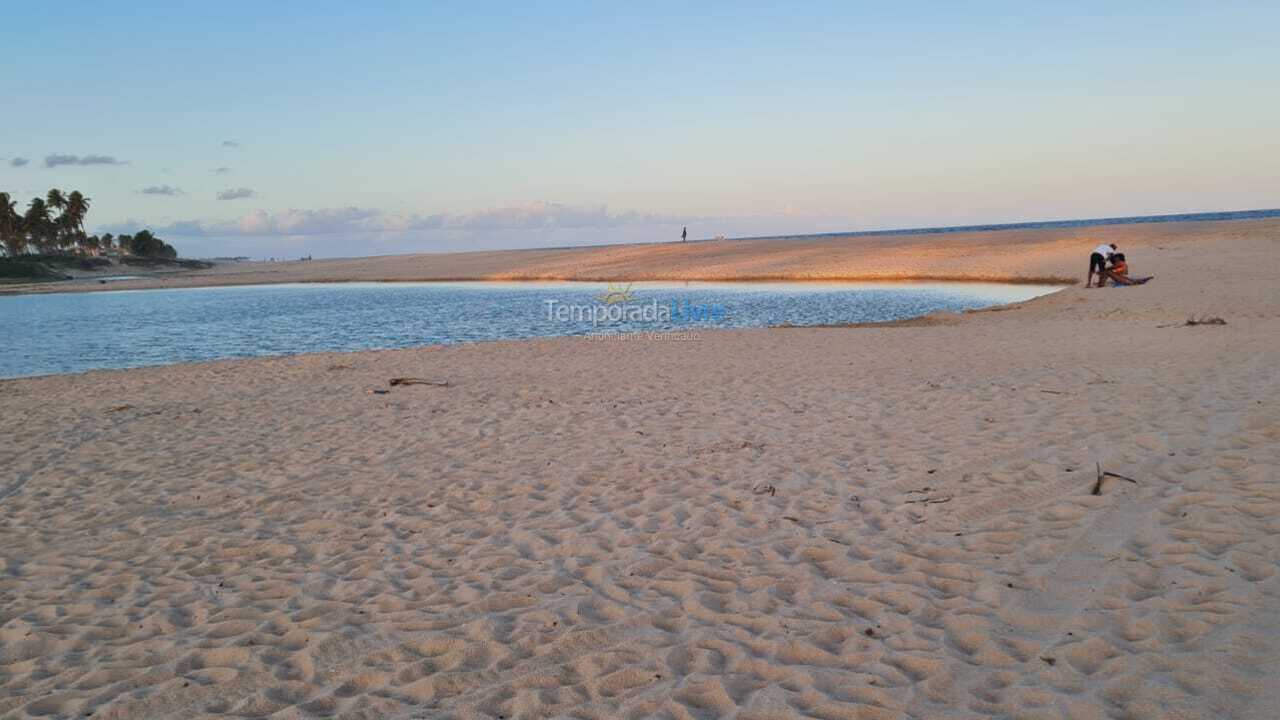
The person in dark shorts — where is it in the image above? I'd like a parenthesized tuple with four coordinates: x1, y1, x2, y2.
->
(1087, 242, 1118, 287)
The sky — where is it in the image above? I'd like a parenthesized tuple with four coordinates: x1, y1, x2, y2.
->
(2, 1, 1278, 259)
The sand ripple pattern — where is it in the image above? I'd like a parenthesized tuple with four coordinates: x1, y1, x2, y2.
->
(2, 234, 1279, 719)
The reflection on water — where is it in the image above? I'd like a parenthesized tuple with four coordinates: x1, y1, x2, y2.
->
(0, 281, 1060, 378)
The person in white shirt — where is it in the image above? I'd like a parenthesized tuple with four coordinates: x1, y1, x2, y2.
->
(1087, 242, 1118, 288)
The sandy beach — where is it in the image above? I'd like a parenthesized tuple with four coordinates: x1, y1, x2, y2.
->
(2, 220, 1278, 719)
(5, 217, 1278, 296)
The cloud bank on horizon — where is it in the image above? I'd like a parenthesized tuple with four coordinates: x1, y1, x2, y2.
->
(95, 201, 733, 258)
(95, 201, 792, 257)
(103, 201, 692, 236)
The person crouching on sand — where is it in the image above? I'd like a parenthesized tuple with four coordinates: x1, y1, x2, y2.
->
(1102, 253, 1153, 286)
(1087, 242, 1118, 287)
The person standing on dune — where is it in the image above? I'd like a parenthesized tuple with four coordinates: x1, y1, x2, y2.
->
(682, 227, 687, 243)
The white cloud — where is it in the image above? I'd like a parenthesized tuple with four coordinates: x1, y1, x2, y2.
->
(139, 185, 183, 196)
(45, 153, 127, 167)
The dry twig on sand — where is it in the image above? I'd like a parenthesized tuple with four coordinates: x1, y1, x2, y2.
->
(1186, 316, 1227, 326)
(905, 496, 952, 505)
(1091, 461, 1138, 495)
(388, 377, 449, 387)
(1158, 316, 1228, 328)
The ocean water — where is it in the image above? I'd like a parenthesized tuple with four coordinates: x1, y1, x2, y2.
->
(733, 208, 1280, 243)
(0, 281, 1060, 378)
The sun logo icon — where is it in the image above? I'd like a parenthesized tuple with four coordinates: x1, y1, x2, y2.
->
(596, 282, 636, 305)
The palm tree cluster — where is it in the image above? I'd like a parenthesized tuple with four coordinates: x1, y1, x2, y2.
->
(1, 188, 176, 259)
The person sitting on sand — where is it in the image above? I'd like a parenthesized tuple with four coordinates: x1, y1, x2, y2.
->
(1102, 253, 1152, 286)
(1087, 242, 1118, 287)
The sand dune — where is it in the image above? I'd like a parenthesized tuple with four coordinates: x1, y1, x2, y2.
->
(1, 222, 1278, 718)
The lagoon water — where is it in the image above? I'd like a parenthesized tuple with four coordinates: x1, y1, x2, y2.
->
(0, 281, 1059, 378)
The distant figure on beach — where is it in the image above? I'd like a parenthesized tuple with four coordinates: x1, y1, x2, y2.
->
(682, 227, 687, 243)
(1087, 242, 1118, 287)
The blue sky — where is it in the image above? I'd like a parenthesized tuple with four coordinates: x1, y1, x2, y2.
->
(2, 1, 1278, 258)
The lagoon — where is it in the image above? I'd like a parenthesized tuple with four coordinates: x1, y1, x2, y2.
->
(0, 281, 1059, 378)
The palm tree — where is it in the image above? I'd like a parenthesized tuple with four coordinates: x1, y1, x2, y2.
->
(0, 192, 24, 256)
(24, 198, 54, 254)
(100, 232, 115, 253)
(65, 191, 91, 251)
(55, 213, 74, 252)
(45, 189, 70, 251)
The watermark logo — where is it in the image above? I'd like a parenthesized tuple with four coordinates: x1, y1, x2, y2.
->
(583, 330, 702, 342)
(544, 285, 727, 327)
(596, 282, 636, 305)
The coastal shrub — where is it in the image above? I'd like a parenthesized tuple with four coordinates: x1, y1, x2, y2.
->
(119, 230, 178, 259)
(121, 257, 212, 269)
(0, 258, 71, 281)
(25, 254, 113, 270)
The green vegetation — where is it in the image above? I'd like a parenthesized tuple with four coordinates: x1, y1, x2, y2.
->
(1, 188, 180, 260)
(120, 257, 212, 270)
(0, 259, 70, 281)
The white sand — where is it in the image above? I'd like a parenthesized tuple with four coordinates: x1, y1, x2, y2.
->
(1, 221, 1278, 719)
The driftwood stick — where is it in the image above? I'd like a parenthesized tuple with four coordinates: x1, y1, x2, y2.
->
(1092, 462, 1138, 495)
(1186, 316, 1226, 326)
(905, 496, 953, 505)
(389, 377, 449, 387)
